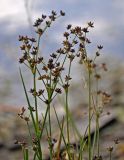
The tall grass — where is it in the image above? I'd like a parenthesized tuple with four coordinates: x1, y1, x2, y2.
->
(16, 10, 116, 160)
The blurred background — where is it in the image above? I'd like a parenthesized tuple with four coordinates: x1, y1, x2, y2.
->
(0, 0, 124, 159)
(1, 0, 124, 106)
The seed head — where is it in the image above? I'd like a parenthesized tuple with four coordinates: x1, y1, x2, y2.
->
(88, 21, 94, 28)
(38, 89, 44, 96)
(19, 35, 24, 41)
(19, 57, 24, 63)
(24, 117, 30, 122)
(102, 63, 108, 71)
(51, 10, 57, 16)
(36, 28, 43, 35)
(55, 88, 62, 94)
(42, 14, 47, 19)
(68, 54, 75, 61)
(82, 27, 89, 33)
(60, 10, 65, 16)
(96, 51, 100, 56)
(50, 53, 57, 59)
(42, 66, 48, 72)
(97, 45, 103, 50)
(29, 38, 36, 43)
(114, 138, 119, 144)
(67, 24, 72, 30)
(37, 57, 43, 64)
(94, 74, 101, 80)
(107, 146, 113, 152)
(63, 83, 70, 90)
(63, 32, 69, 38)
(46, 21, 51, 27)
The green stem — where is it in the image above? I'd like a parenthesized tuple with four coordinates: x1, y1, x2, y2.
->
(54, 107, 71, 160)
(33, 68, 42, 160)
(65, 60, 72, 145)
(40, 105, 50, 139)
(96, 115, 100, 156)
(19, 68, 37, 133)
(27, 122, 33, 147)
(48, 102, 52, 138)
(110, 151, 112, 160)
(95, 76, 100, 157)
(33, 72, 39, 133)
(65, 89, 70, 144)
(45, 121, 53, 160)
(88, 69, 92, 160)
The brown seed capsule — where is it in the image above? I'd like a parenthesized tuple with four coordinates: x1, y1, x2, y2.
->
(65, 75, 72, 82)
(107, 146, 113, 152)
(42, 66, 48, 72)
(46, 21, 51, 27)
(24, 117, 30, 122)
(29, 38, 36, 42)
(60, 10, 65, 16)
(55, 88, 62, 94)
(19, 35, 24, 41)
(14, 140, 19, 144)
(67, 24, 72, 30)
(36, 28, 43, 35)
(97, 45, 103, 49)
(82, 27, 89, 33)
(38, 89, 44, 96)
(88, 21, 94, 28)
(42, 14, 47, 19)
(51, 10, 57, 16)
(19, 58, 24, 63)
(114, 138, 119, 144)
(20, 45, 26, 50)
(96, 51, 100, 56)
(63, 32, 69, 38)
(63, 83, 70, 90)
(94, 74, 101, 79)
(50, 53, 57, 58)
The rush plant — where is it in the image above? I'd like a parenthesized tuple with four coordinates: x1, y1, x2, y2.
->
(17, 10, 113, 160)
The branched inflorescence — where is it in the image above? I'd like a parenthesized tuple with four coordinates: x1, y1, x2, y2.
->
(17, 10, 113, 160)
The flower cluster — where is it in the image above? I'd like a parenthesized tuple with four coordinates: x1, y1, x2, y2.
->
(17, 10, 114, 160)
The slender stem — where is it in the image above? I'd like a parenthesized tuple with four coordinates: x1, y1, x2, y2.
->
(27, 121, 33, 147)
(38, 95, 46, 102)
(36, 67, 47, 90)
(65, 89, 70, 144)
(96, 115, 100, 156)
(33, 72, 43, 160)
(19, 68, 37, 133)
(110, 151, 112, 160)
(33, 34, 43, 159)
(33, 33, 41, 132)
(45, 125, 53, 160)
(40, 105, 50, 139)
(65, 60, 72, 145)
(88, 69, 92, 160)
(96, 76, 100, 157)
(62, 54, 67, 68)
(48, 102, 52, 137)
(92, 122, 97, 158)
(54, 53, 61, 65)
(33, 72, 39, 132)
(54, 107, 71, 160)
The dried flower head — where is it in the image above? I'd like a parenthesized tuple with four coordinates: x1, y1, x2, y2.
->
(88, 21, 94, 28)
(60, 10, 65, 16)
(107, 146, 113, 152)
(114, 138, 119, 144)
(97, 45, 103, 50)
(67, 24, 72, 30)
(55, 88, 62, 94)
